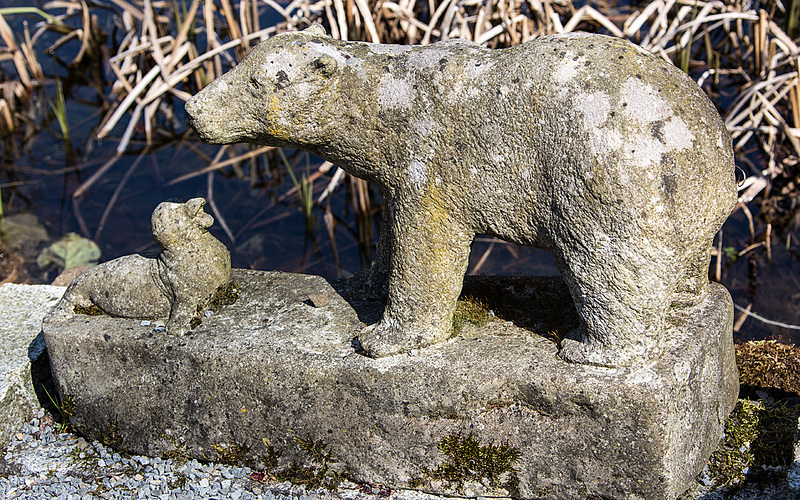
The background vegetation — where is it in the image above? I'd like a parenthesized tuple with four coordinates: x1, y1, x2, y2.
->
(0, 0, 798, 335)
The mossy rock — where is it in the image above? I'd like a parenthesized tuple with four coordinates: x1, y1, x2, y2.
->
(707, 399, 799, 488)
(736, 340, 800, 396)
(705, 340, 800, 490)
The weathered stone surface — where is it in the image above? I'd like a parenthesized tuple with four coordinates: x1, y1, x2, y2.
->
(50, 198, 230, 335)
(185, 28, 737, 366)
(43, 269, 738, 499)
(0, 283, 65, 447)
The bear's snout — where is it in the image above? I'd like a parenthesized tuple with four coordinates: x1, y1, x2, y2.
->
(184, 97, 197, 124)
(185, 80, 233, 144)
(184, 96, 209, 141)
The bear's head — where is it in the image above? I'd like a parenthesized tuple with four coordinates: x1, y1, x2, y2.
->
(151, 197, 214, 249)
(185, 25, 344, 149)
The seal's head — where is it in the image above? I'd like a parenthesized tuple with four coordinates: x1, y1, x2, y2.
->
(150, 197, 214, 248)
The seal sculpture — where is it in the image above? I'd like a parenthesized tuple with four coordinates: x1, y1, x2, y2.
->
(185, 26, 736, 366)
(54, 197, 231, 335)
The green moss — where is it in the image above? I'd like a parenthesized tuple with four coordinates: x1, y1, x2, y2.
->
(209, 280, 240, 309)
(168, 475, 187, 490)
(66, 446, 102, 473)
(422, 432, 521, 495)
(74, 304, 103, 316)
(162, 433, 191, 464)
(750, 401, 799, 466)
(486, 399, 515, 410)
(270, 437, 344, 491)
(43, 385, 75, 433)
(452, 296, 496, 334)
(249, 436, 344, 491)
(259, 445, 282, 470)
(209, 440, 251, 465)
(704, 340, 800, 489)
(99, 419, 120, 447)
(708, 400, 760, 486)
(190, 280, 240, 330)
(60, 394, 75, 418)
(707, 399, 800, 487)
(294, 436, 333, 463)
(457, 276, 578, 345)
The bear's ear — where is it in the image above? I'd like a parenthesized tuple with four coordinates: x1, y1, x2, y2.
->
(313, 54, 338, 77)
(184, 197, 206, 216)
(303, 24, 328, 37)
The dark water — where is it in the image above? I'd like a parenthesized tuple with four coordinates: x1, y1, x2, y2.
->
(1, 7, 798, 345)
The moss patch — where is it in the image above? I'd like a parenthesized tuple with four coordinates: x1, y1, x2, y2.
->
(99, 419, 121, 447)
(422, 432, 521, 495)
(208, 439, 251, 465)
(43, 385, 75, 433)
(708, 399, 799, 487)
(736, 340, 800, 396)
(703, 340, 800, 490)
(452, 296, 496, 334)
(208, 280, 240, 309)
(74, 304, 103, 316)
(252, 436, 345, 491)
(191, 280, 240, 329)
(162, 433, 191, 464)
(708, 400, 761, 486)
(458, 276, 577, 344)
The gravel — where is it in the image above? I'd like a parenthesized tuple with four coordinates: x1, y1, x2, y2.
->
(0, 409, 452, 500)
(0, 408, 295, 500)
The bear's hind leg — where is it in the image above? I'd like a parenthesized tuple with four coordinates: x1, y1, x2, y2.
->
(671, 244, 713, 308)
(555, 242, 679, 367)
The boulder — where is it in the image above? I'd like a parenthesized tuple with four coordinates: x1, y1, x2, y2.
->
(0, 283, 65, 447)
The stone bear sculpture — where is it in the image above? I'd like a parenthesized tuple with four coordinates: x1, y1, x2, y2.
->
(185, 26, 736, 366)
(55, 198, 231, 335)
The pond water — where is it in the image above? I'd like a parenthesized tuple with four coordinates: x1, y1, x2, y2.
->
(1, 7, 798, 346)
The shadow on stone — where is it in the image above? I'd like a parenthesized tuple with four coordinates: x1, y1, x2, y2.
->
(331, 274, 580, 343)
(28, 333, 61, 422)
(459, 275, 579, 342)
(328, 277, 384, 327)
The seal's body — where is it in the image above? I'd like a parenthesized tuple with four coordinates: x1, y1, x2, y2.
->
(57, 198, 231, 335)
(186, 27, 735, 366)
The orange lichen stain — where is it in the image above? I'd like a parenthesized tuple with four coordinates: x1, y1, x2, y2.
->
(421, 183, 449, 226)
(267, 94, 291, 141)
(419, 184, 455, 269)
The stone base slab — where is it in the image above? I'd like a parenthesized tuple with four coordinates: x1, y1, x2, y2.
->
(42, 269, 738, 499)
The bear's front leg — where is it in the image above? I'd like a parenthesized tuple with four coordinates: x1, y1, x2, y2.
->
(359, 208, 473, 358)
